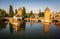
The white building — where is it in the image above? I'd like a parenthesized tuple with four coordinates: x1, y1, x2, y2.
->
(13, 14, 22, 20)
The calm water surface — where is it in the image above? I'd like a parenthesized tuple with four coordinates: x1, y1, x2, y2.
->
(0, 21, 60, 39)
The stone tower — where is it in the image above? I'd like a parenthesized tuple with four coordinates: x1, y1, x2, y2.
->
(44, 7, 50, 22)
(17, 7, 22, 15)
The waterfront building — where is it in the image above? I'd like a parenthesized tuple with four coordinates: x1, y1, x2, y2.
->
(39, 9, 41, 13)
(55, 12, 60, 20)
(17, 7, 22, 15)
(34, 13, 39, 18)
(13, 7, 22, 20)
(51, 11, 55, 19)
(44, 7, 51, 22)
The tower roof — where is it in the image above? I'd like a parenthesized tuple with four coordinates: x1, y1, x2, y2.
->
(45, 7, 50, 11)
(18, 7, 22, 11)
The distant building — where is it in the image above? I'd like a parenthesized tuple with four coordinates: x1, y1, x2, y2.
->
(13, 14, 22, 20)
(29, 13, 39, 22)
(44, 7, 51, 22)
(33, 13, 39, 18)
(17, 7, 22, 15)
(55, 12, 60, 20)
(39, 9, 41, 13)
(13, 7, 22, 20)
(51, 11, 55, 19)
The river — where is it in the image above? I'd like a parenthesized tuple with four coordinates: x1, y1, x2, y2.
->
(0, 21, 60, 39)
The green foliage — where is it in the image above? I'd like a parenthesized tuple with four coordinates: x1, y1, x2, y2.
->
(0, 21, 7, 30)
(0, 9, 7, 17)
(38, 12, 44, 17)
(15, 9, 17, 15)
(26, 13, 31, 18)
(0, 9, 3, 17)
(30, 11, 34, 18)
(31, 11, 33, 15)
(9, 5, 14, 17)
(9, 23, 13, 34)
(22, 7, 26, 19)
(26, 11, 34, 18)
(31, 15, 35, 18)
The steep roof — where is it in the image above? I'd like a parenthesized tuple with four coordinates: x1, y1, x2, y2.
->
(45, 7, 50, 11)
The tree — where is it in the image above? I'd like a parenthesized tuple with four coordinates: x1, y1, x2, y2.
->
(38, 12, 44, 17)
(26, 13, 30, 18)
(9, 5, 14, 17)
(26, 11, 34, 18)
(22, 7, 26, 20)
(0, 21, 7, 30)
(0, 9, 3, 17)
(31, 11, 33, 15)
(2, 10, 6, 17)
(9, 23, 13, 34)
(0, 9, 7, 18)
(15, 9, 17, 15)
(30, 11, 34, 18)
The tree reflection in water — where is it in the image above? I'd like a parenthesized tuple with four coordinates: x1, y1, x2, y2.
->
(0, 21, 7, 30)
(9, 23, 13, 34)
(20, 22, 26, 31)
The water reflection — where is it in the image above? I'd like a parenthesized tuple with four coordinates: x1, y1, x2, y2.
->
(9, 23, 13, 34)
(54, 22, 60, 28)
(30, 23, 32, 27)
(0, 20, 60, 39)
(0, 21, 7, 30)
(43, 22, 50, 33)
(9, 21, 26, 34)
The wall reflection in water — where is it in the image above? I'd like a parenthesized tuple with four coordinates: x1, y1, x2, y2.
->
(43, 22, 60, 34)
(43, 22, 50, 33)
(0, 20, 60, 37)
(9, 21, 26, 34)
(54, 22, 60, 28)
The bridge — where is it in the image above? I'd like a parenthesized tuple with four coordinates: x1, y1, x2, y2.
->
(51, 19, 60, 22)
(4, 17, 60, 23)
(24, 17, 44, 22)
(4, 17, 13, 20)
(25, 17, 60, 23)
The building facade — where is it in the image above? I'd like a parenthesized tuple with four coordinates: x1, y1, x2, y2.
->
(17, 7, 22, 15)
(13, 7, 22, 20)
(55, 12, 60, 20)
(44, 7, 51, 22)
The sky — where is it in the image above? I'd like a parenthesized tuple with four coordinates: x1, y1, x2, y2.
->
(0, 0, 60, 13)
